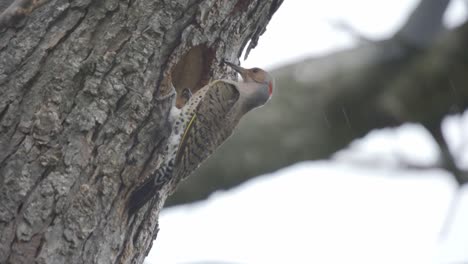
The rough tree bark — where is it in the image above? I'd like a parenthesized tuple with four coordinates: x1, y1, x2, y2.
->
(0, 0, 282, 263)
(167, 0, 468, 207)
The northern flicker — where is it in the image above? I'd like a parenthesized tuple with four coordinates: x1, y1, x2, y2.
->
(127, 61, 274, 215)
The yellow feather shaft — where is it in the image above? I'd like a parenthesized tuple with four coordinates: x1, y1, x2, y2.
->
(175, 113, 197, 165)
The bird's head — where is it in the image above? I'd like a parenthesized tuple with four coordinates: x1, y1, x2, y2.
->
(224, 61, 274, 108)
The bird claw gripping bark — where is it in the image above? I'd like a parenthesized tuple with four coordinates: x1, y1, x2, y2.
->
(181, 88, 192, 102)
(127, 62, 275, 215)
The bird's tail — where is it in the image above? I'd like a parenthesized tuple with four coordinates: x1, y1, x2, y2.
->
(127, 177, 158, 216)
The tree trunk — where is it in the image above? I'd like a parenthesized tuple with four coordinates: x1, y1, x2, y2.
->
(0, 0, 282, 263)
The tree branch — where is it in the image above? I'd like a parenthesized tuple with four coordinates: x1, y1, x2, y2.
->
(397, 0, 450, 48)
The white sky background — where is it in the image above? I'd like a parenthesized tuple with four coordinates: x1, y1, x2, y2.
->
(146, 1, 468, 263)
(243, 0, 467, 69)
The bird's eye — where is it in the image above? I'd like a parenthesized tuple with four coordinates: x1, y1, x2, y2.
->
(252, 68, 260, 73)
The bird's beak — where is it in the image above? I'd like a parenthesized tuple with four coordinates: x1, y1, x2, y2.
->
(223, 60, 248, 81)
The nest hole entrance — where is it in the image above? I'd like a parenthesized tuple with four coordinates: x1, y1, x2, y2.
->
(171, 45, 215, 108)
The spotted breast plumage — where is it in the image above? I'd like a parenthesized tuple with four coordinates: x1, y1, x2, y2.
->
(127, 61, 274, 215)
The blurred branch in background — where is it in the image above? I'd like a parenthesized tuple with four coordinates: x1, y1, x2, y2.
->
(398, 0, 450, 47)
(167, 0, 468, 207)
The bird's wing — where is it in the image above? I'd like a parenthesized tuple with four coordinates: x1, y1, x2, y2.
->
(173, 80, 240, 183)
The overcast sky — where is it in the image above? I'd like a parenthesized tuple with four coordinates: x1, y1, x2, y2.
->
(243, 0, 467, 69)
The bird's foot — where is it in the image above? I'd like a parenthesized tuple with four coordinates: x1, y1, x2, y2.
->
(181, 88, 192, 102)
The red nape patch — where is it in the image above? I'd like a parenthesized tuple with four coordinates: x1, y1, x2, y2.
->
(268, 82, 273, 96)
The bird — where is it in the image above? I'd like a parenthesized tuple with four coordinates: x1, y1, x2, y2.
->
(127, 60, 274, 215)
